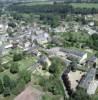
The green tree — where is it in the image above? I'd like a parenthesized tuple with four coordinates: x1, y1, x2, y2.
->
(95, 52, 98, 57)
(3, 75, 11, 88)
(49, 58, 64, 77)
(69, 61, 77, 72)
(13, 53, 23, 61)
(0, 79, 4, 94)
(12, 79, 25, 95)
(3, 87, 10, 97)
(10, 80, 17, 90)
(19, 70, 31, 83)
(70, 88, 91, 100)
(10, 62, 19, 74)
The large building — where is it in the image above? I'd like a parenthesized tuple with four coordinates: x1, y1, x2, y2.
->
(79, 68, 97, 94)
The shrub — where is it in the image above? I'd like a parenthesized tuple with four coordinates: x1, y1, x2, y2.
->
(0, 67, 4, 72)
(3, 87, 10, 97)
(13, 53, 23, 61)
(10, 63, 19, 74)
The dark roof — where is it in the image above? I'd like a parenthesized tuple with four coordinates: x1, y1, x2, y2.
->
(88, 56, 97, 62)
(63, 49, 86, 57)
(79, 68, 96, 89)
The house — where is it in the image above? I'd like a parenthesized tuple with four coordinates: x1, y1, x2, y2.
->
(79, 68, 96, 94)
(87, 81, 98, 95)
(86, 56, 97, 67)
(36, 33, 50, 45)
(47, 47, 67, 58)
(24, 46, 41, 57)
(0, 23, 8, 33)
(63, 49, 87, 64)
(38, 55, 51, 67)
(0, 45, 11, 56)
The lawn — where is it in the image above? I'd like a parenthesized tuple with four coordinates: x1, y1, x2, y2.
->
(71, 3, 98, 8)
(0, 55, 37, 81)
(18, 56, 37, 71)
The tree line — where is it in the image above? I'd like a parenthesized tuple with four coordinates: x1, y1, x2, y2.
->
(50, 0, 98, 3)
(8, 3, 98, 15)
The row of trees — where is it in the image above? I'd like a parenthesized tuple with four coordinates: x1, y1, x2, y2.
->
(53, 0, 98, 3)
(8, 3, 98, 15)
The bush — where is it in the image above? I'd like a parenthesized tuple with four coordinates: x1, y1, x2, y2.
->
(0, 79, 4, 94)
(10, 62, 19, 74)
(12, 79, 25, 95)
(3, 64, 10, 69)
(0, 67, 4, 72)
(10, 80, 17, 90)
(3, 87, 10, 97)
(3, 75, 11, 88)
(19, 70, 31, 83)
(13, 53, 23, 61)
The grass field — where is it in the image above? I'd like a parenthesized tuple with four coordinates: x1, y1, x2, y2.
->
(19, 1, 53, 6)
(71, 3, 98, 8)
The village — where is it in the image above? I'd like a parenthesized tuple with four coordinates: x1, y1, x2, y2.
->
(0, 12, 98, 100)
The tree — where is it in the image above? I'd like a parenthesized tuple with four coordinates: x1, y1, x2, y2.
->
(10, 62, 19, 74)
(0, 67, 4, 72)
(13, 53, 23, 61)
(3, 87, 10, 97)
(95, 52, 98, 58)
(70, 88, 92, 100)
(12, 79, 25, 95)
(0, 79, 4, 94)
(49, 58, 64, 77)
(19, 70, 31, 83)
(10, 80, 17, 90)
(8, 22, 16, 28)
(3, 75, 11, 88)
(69, 61, 77, 72)
(42, 62, 48, 70)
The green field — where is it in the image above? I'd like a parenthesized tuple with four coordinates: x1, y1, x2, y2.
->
(71, 3, 98, 8)
(19, 1, 53, 6)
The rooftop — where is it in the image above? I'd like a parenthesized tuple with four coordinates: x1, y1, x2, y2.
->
(79, 68, 96, 89)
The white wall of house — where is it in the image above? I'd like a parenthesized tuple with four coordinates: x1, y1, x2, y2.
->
(79, 53, 87, 64)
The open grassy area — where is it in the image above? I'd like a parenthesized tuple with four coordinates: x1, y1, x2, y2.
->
(18, 55, 37, 71)
(0, 55, 37, 80)
(71, 3, 98, 8)
(19, 1, 53, 6)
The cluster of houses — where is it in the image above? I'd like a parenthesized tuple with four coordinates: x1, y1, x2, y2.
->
(0, 15, 51, 57)
(53, 15, 98, 36)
